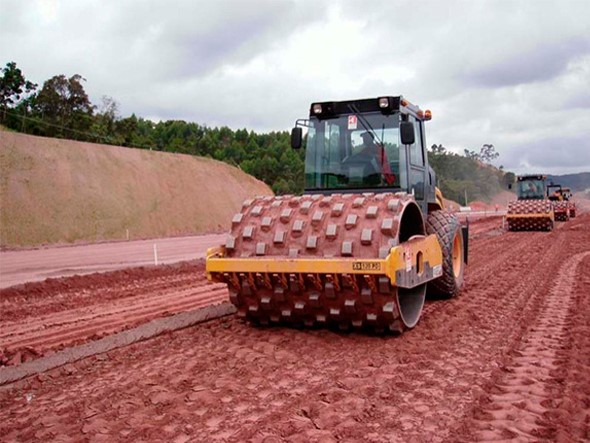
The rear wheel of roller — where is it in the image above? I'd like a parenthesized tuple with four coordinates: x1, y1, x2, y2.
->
(425, 210, 464, 299)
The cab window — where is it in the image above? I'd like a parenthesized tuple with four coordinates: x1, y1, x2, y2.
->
(409, 116, 424, 166)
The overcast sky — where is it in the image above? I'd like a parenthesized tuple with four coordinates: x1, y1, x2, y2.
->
(2, 0, 589, 175)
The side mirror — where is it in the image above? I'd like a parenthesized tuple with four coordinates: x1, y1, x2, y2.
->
(291, 127, 302, 149)
(400, 121, 415, 145)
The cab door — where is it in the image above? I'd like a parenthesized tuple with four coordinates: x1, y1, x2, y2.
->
(407, 116, 427, 212)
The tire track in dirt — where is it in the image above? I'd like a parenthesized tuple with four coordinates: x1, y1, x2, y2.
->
(467, 250, 590, 441)
(448, 212, 590, 442)
(422, 222, 534, 320)
(367, 225, 571, 442)
(552, 253, 590, 442)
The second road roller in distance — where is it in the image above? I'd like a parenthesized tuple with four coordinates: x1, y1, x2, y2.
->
(561, 187, 576, 218)
(547, 183, 569, 222)
(207, 96, 468, 333)
(506, 174, 554, 231)
(547, 184, 575, 221)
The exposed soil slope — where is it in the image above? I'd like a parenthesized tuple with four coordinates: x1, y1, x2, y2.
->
(0, 131, 272, 248)
(1, 213, 589, 442)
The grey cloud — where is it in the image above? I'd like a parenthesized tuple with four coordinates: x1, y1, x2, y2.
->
(175, 10, 290, 77)
(2, 0, 590, 175)
(463, 37, 590, 88)
(564, 93, 590, 109)
(1, 0, 317, 85)
(0, 0, 26, 34)
(145, 2, 293, 77)
(502, 135, 590, 172)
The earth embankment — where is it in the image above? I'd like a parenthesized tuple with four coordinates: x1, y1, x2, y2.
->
(0, 131, 272, 248)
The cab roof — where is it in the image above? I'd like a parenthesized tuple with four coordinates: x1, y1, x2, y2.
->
(517, 174, 546, 181)
(309, 96, 431, 121)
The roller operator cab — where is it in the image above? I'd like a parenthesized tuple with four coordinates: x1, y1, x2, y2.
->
(291, 96, 441, 215)
(207, 96, 468, 333)
(515, 175, 549, 201)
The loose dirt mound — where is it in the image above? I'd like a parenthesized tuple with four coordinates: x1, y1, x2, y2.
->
(0, 132, 272, 248)
(0, 261, 228, 366)
(1, 214, 589, 441)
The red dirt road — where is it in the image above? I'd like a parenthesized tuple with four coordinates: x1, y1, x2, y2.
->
(1, 214, 589, 442)
(0, 234, 226, 289)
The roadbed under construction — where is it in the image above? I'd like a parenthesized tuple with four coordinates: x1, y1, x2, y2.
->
(1, 213, 589, 442)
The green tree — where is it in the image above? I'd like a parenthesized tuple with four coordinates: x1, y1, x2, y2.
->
(430, 144, 446, 154)
(463, 149, 479, 160)
(0, 61, 37, 123)
(114, 114, 139, 147)
(427, 143, 510, 203)
(479, 143, 499, 163)
(32, 74, 94, 138)
(90, 95, 120, 143)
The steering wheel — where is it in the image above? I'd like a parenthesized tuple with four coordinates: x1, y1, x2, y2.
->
(342, 152, 385, 185)
(342, 152, 380, 171)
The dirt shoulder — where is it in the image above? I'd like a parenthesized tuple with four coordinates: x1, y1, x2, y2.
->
(0, 233, 226, 288)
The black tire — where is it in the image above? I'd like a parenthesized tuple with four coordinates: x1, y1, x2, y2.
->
(425, 210, 465, 298)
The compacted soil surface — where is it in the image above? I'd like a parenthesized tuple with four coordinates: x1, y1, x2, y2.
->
(1, 214, 589, 442)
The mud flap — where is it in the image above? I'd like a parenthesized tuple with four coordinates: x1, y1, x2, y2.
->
(461, 224, 469, 265)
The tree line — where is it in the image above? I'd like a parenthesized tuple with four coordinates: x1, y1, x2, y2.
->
(429, 144, 513, 204)
(1, 61, 508, 201)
